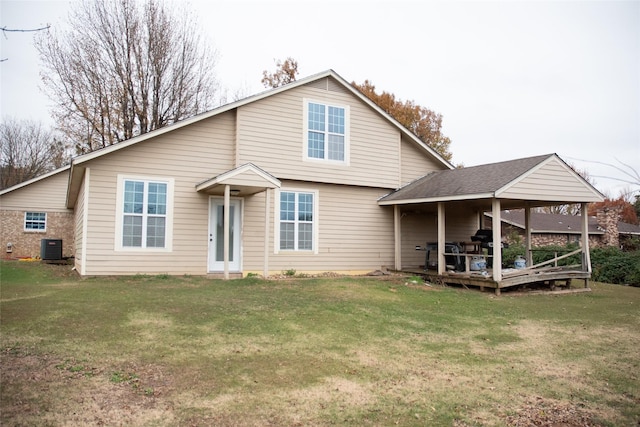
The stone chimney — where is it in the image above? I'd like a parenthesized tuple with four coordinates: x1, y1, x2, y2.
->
(596, 207, 621, 247)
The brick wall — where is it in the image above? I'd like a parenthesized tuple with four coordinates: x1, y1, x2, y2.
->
(0, 210, 75, 259)
(502, 223, 604, 248)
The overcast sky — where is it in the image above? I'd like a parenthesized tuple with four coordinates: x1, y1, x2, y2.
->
(1, 0, 639, 197)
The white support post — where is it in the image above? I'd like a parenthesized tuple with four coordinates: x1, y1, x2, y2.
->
(437, 202, 445, 275)
(394, 205, 401, 271)
(581, 202, 591, 273)
(263, 189, 271, 278)
(491, 198, 502, 283)
(525, 206, 532, 267)
(223, 184, 230, 280)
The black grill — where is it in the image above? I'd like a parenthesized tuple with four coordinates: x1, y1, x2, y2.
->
(471, 229, 493, 248)
(470, 230, 508, 267)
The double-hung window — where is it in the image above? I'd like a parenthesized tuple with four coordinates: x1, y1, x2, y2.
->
(304, 100, 349, 163)
(278, 190, 315, 251)
(24, 212, 46, 231)
(118, 177, 172, 250)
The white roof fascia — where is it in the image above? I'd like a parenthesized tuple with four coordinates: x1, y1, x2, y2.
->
(71, 69, 454, 171)
(328, 71, 454, 170)
(195, 163, 281, 191)
(0, 165, 71, 196)
(377, 192, 496, 206)
(495, 153, 604, 201)
(70, 70, 339, 166)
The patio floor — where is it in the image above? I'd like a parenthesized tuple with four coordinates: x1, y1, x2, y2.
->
(403, 266, 591, 295)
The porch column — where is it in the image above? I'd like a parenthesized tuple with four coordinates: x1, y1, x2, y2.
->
(437, 202, 445, 275)
(491, 198, 502, 283)
(525, 205, 532, 267)
(581, 202, 591, 273)
(223, 184, 230, 279)
(263, 188, 271, 278)
(394, 205, 401, 271)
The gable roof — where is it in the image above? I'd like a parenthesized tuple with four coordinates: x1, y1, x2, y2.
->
(195, 163, 281, 196)
(490, 210, 640, 236)
(65, 69, 454, 208)
(69, 69, 454, 169)
(378, 153, 604, 205)
(0, 165, 71, 196)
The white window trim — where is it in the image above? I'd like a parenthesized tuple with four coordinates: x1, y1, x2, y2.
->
(274, 188, 319, 254)
(303, 98, 350, 166)
(114, 174, 174, 252)
(24, 212, 47, 232)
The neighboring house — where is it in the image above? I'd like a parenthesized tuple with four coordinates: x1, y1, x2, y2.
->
(1, 70, 451, 276)
(0, 70, 605, 293)
(486, 210, 640, 249)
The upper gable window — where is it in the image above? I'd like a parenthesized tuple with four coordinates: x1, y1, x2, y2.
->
(304, 99, 350, 164)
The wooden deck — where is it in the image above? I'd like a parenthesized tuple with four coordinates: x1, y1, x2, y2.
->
(404, 266, 590, 295)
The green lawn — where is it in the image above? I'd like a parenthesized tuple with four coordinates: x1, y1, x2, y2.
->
(1, 261, 638, 426)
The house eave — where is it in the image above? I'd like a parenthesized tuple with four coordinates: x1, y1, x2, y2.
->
(195, 163, 281, 196)
(378, 193, 496, 206)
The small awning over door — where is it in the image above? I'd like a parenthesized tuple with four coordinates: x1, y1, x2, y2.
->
(196, 163, 281, 196)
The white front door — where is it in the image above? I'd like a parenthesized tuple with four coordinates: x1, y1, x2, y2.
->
(208, 198, 241, 272)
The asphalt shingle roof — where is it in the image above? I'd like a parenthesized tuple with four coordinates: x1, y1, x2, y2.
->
(380, 154, 553, 202)
(495, 210, 640, 235)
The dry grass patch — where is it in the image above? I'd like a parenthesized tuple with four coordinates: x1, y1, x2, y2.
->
(1, 262, 638, 426)
(1, 347, 175, 426)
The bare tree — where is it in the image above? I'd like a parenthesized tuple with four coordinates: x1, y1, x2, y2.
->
(0, 25, 51, 62)
(0, 118, 67, 190)
(35, 0, 219, 153)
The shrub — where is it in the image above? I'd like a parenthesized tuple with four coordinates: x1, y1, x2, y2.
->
(621, 236, 640, 252)
(502, 243, 582, 269)
(501, 244, 640, 286)
(501, 244, 525, 268)
(591, 248, 640, 286)
(531, 243, 581, 267)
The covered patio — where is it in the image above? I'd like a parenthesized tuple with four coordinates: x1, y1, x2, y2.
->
(378, 154, 605, 294)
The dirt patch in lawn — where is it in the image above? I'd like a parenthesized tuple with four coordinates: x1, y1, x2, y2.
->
(1, 346, 175, 426)
(505, 396, 599, 427)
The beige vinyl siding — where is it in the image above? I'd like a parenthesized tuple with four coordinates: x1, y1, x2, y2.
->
(223, 170, 275, 188)
(400, 136, 445, 186)
(243, 181, 395, 274)
(400, 211, 436, 268)
(304, 76, 351, 94)
(499, 158, 602, 202)
(236, 82, 403, 189)
(0, 170, 70, 212)
(74, 173, 86, 272)
(81, 112, 237, 275)
(399, 209, 478, 268)
(242, 190, 270, 272)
